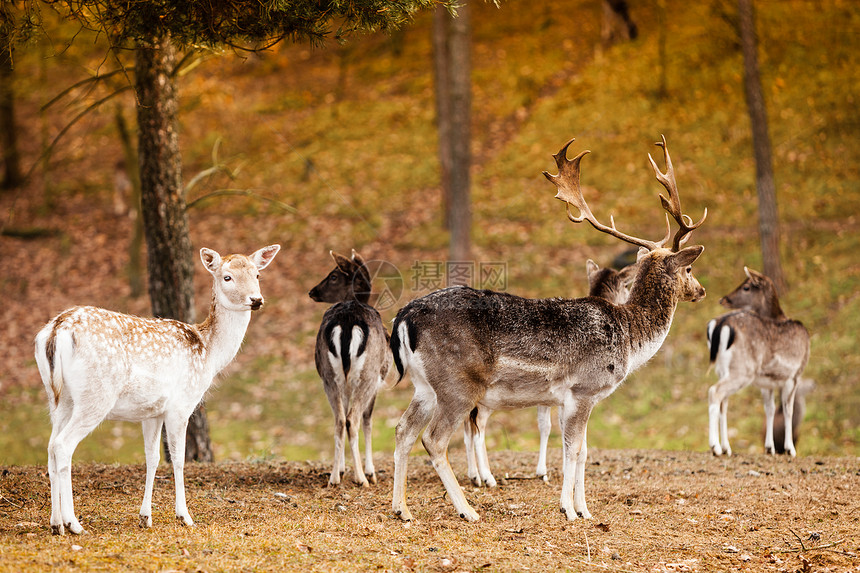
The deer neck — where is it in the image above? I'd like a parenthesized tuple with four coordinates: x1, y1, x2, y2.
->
(761, 295, 786, 320)
(196, 294, 252, 375)
(621, 264, 681, 368)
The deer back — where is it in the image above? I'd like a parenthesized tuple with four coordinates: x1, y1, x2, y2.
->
(315, 301, 391, 383)
(708, 310, 810, 382)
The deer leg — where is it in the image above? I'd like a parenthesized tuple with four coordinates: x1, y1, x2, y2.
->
(422, 405, 480, 522)
(719, 398, 732, 456)
(362, 394, 377, 484)
(47, 400, 74, 535)
(560, 396, 594, 520)
(327, 393, 347, 486)
(463, 413, 481, 487)
(139, 417, 164, 528)
(346, 409, 369, 487)
(761, 388, 776, 454)
(707, 383, 723, 455)
(392, 386, 436, 521)
(473, 406, 497, 488)
(53, 407, 104, 535)
(535, 405, 552, 481)
(781, 379, 798, 457)
(164, 415, 193, 527)
(708, 382, 736, 456)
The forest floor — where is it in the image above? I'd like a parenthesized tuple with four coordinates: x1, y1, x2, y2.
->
(1, 449, 858, 572)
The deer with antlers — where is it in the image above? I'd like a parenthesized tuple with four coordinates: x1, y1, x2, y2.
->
(707, 267, 810, 456)
(390, 136, 707, 522)
(463, 259, 638, 488)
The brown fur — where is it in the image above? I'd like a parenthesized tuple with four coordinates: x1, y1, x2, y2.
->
(707, 267, 810, 456)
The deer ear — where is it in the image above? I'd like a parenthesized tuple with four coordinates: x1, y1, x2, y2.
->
(743, 266, 766, 284)
(585, 259, 599, 283)
(251, 244, 280, 270)
(200, 248, 222, 274)
(330, 251, 353, 274)
(618, 263, 638, 283)
(667, 245, 704, 271)
(351, 249, 367, 268)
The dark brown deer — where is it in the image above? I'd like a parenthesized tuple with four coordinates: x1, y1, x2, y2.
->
(464, 259, 638, 487)
(390, 136, 706, 522)
(707, 267, 810, 456)
(310, 250, 391, 486)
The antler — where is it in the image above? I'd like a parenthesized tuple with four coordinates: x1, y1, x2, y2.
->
(648, 134, 708, 251)
(543, 138, 667, 251)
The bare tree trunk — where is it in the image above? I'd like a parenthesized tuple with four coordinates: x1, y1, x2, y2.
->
(135, 35, 213, 462)
(446, 2, 471, 261)
(738, 0, 786, 292)
(113, 106, 145, 298)
(432, 6, 452, 229)
(0, 21, 22, 190)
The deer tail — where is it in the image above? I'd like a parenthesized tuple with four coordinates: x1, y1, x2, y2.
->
(390, 317, 418, 384)
(707, 317, 735, 364)
(35, 322, 73, 408)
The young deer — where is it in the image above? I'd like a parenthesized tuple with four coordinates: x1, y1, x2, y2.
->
(309, 250, 391, 487)
(34, 245, 280, 535)
(707, 267, 810, 456)
(463, 259, 637, 487)
(390, 136, 706, 522)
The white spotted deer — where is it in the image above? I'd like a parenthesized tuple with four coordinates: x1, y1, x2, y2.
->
(706, 267, 810, 456)
(463, 259, 637, 487)
(390, 136, 707, 522)
(309, 250, 391, 487)
(34, 245, 280, 535)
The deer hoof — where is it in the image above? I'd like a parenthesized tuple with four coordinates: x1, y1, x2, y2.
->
(51, 524, 64, 536)
(139, 514, 152, 529)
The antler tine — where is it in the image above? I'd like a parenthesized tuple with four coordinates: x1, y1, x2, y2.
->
(543, 138, 661, 251)
(647, 134, 708, 251)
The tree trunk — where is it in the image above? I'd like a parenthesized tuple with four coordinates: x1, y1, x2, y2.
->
(0, 25, 22, 190)
(113, 106, 145, 298)
(135, 35, 213, 463)
(738, 0, 786, 292)
(445, 2, 471, 262)
(432, 6, 452, 229)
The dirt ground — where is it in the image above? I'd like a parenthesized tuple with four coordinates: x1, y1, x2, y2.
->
(1, 449, 857, 572)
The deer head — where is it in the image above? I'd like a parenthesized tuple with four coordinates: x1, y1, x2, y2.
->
(543, 136, 707, 303)
(309, 250, 373, 305)
(720, 267, 785, 320)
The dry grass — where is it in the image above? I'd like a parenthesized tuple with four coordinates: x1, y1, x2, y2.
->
(2, 450, 858, 572)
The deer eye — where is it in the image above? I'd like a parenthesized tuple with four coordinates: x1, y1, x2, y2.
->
(742, 285, 750, 291)
(224, 275, 233, 282)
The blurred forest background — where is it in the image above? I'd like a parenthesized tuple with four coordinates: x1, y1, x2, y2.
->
(0, 0, 857, 467)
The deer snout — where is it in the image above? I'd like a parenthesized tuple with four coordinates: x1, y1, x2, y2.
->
(719, 295, 731, 307)
(308, 288, 321, 302)
(250, 297, 264, 311)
